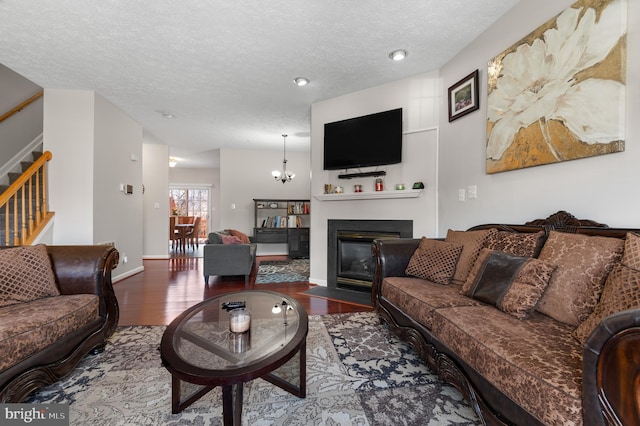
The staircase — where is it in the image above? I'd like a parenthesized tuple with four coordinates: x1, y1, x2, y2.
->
(0, 150, 53, 246)
(0, 150, 40, 193)
(0, 89, 50, 245)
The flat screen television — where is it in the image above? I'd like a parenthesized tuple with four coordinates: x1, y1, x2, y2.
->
(323, 108, 402, 170)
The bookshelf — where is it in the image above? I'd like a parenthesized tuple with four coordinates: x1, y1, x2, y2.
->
(253, 199, 310, 258)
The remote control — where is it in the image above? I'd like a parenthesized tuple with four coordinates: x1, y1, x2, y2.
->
(222, 301, 246, 311)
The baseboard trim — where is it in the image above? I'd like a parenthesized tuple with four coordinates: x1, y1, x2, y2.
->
(304, 286, 372, 307)
(113, 266, 144, 283)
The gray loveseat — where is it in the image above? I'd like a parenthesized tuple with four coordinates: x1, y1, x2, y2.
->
(203, 231, 257, 284)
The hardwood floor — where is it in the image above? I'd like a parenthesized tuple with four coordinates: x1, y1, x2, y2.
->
(113, 254, 373, 326)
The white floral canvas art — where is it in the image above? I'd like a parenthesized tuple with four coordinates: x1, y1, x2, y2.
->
(486, 0, 626, 174)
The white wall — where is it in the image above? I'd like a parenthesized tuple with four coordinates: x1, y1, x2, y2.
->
(438, 0, 640, 231)
(45, 90, 95, 244)
(0, 65, 42, 174)
(169, 166, 220, 233)
(93, 94, 143, 278)
(310, 71, 440, 285)
(143, 143, 170, 258)
(220, 147, 311, 255)
(0, 100, 43, 178)
(44, 89, 144, 280)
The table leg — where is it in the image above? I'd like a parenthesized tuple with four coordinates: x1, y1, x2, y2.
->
(222, 383, 244, 426)
(171, 375, 215, 414)
(263, 339, 306, 398)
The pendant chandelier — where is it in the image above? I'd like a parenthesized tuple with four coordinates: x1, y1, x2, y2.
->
(272, 134, 295, 183)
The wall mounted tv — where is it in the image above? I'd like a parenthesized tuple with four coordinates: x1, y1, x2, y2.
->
(323, 108, 403, 171)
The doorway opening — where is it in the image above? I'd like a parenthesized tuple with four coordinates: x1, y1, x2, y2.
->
(169, 186, 210, 242)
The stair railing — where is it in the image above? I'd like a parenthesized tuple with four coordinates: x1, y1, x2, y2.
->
(0, 90, 43, 124)
(0, 151, 54, 246)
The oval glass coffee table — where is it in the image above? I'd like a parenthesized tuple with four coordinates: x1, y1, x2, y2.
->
(160, 290, 308, 425)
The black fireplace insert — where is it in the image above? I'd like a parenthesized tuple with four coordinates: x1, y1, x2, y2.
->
(328, 220, 413, 291)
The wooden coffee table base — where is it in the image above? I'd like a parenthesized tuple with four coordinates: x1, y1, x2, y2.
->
(170, 340, 306, 425)
(161, 291, 309, 426)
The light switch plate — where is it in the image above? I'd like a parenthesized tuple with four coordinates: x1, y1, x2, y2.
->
(468, 185, 477, 199)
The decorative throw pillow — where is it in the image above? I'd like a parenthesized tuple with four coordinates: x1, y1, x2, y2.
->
(228, 229, 251, 244)
(536, 231, 624, 326)
(0, 245, 60, 308)
(485, 230, 546, 258)
(405, 238, 463, 285)
(462, 249, 556, 319)
(574, 263, 640, 344)
(445, 228, 497, 285)
(207, 232, 224, 244)
(622, 232, 640, 271)
(221, 234, 242, 244)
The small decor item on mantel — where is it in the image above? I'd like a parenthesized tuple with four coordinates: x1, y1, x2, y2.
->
(375, 178, 384, 192)
(334, 186, 344, 194)
(395, 183, 405, 190)
(412, 182, 425, 189)
(353, 184, 363, 193)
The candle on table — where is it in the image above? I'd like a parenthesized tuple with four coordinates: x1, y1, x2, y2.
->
(229, 308, 251, 333)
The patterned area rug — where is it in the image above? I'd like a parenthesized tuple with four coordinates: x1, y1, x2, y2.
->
(28, 312, 480, 425)
(255, 259, 310, 283)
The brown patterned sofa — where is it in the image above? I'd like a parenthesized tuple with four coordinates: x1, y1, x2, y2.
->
(0, 245, 120, 402)
(372, 211, 640, 425)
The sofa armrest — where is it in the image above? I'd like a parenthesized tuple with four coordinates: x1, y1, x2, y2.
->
(371, 238, 420, 304)
(46, 246, 119, 295)
(46, 245, 119, 328)
(583, 308, 640, 425)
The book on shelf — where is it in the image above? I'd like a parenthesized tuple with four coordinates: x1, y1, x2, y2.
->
(287, 202, 310, 215)
(261, 215, 303, 228)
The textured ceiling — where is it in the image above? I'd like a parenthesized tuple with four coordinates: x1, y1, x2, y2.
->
(0, 1, 519, 168)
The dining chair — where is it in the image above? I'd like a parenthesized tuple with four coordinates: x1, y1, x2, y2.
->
(169, 216, 180, 250)
(187, 217, 202, 250)
(178, 216, 195, 225)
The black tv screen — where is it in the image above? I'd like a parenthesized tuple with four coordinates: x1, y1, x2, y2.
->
(323, 108, 402, 170)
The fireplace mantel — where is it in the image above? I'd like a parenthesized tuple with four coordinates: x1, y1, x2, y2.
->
(314, 189, 422, 201)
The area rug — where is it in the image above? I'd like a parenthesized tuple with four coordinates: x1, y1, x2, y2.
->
(255, 259, 310, 283)
(27, 312, 480, 425)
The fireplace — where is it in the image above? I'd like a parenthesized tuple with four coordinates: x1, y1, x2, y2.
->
(328, 220, 413, 291)
(336, 231, 400, 288)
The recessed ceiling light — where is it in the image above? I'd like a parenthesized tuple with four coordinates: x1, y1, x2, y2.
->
(159, 111, 175, 119)
(293, 77, 309, 87)
(389, 49, 407, 61)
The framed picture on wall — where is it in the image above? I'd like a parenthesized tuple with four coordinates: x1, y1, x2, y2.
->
(485, 0, 626, 174)
(448, 69, 479, 122)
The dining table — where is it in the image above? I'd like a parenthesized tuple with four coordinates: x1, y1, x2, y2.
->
(174, 223, 194, 252)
